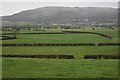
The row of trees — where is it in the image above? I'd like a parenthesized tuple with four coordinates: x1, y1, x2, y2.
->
(2, 27, 19, 39)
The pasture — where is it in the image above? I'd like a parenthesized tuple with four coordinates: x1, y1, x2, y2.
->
(2, 28, 119, 43)
(2, 34, 116, 44)
(2, 58, 118, 78)
(1, 27, 119, 78)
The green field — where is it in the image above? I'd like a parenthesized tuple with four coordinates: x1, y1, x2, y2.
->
(2, 34, 117, 44)
(2, 28, 119, 43)
(2, 46, 118, 59)
(3, 58, 118, 78)
(2, 28, 119, 78)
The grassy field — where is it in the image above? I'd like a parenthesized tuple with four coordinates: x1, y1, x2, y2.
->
(2, 46, 118, 59)
(2, 46, 119, 78)
(2, 28, 119, 43)
(2, 58, 118, 78)
(66, 29, 119, 38)
(2, 34, 117, 43)
(2, 28, 119, 78)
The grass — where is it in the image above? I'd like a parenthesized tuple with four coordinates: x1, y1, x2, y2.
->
(2, 34, 118, 44)
(69, 28, 119, 39)
(2, 28, 119, 78)
(2, 58, 118, 78)
(2, 28, 119, 43)
(0, 57, 1, 79)
(2, 46, 119, 78)
(2, 46, 118, 59)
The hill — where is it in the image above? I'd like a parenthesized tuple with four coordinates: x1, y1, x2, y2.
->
(2, 6, 118, 24)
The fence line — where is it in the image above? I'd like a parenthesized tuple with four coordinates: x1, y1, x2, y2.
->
(1, 43, 120, 46)
(84, 55, 120, 59)
(1, 54, 74, 59)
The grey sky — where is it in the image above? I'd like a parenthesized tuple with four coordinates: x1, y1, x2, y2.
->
(1, 0, 119, 2)
(1, 2, 119, 16)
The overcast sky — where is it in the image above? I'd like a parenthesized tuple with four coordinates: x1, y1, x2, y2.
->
(0, 0, 120, 16)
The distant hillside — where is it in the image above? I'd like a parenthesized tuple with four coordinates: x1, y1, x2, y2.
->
(2, 6, 118, 24)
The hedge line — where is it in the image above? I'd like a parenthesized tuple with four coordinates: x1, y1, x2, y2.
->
(1, 36, 16, 40)
(1, 43, 120, 46)
(1, 54, 74, 59)
(84, 55, 120, 59)
(3, 30, 112, 39)
(62, 30, 112, 39)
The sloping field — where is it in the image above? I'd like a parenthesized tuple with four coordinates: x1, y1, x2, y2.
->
(2, 28, 119, 43)
(2, 28, 119, 78)
(2, 46, 119, 78)
(1, 34, 117, 44)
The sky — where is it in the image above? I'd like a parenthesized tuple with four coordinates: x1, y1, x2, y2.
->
(0, 0, 120, 16)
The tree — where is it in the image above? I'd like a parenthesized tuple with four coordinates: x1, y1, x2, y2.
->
(11, 27, 19, 38)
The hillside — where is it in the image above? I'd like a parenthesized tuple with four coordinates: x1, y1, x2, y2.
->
(2, 6, 118, 24)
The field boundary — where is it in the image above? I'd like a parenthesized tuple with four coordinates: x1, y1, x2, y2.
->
(84, 55, 120, 59)
(1, 54, 75, 59)
(3, 30, 112, 39)
(0, 36, 16, 40)
(62, 30, 112, 39)
(1, 43, 120, 46)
